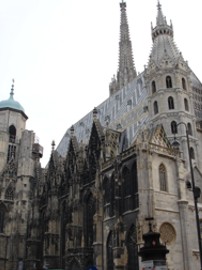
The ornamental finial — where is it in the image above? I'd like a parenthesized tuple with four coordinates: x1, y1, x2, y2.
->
(10, 78, 15, 98)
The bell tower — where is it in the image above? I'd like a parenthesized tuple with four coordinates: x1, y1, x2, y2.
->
(0, 80, 28, 171)
(144, 1, 197, 166)
(0, 81, 43, 269)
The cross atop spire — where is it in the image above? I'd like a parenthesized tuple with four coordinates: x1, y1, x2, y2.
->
(149, 1, 180, 67)
(151, 1, 173, 41)
(10, 79, 15, 99)
(156, 0, 167, 26)
(120, 0, 126, 9)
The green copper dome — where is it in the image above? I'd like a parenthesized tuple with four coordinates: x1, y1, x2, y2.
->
(0, 83, 25, 112)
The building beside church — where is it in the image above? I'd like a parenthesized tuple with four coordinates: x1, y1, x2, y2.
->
(0, 1, 202, 270)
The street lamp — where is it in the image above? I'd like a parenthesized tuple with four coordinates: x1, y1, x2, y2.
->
(172, 122, 202, 269)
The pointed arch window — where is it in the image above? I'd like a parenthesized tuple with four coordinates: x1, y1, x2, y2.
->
(187, 123, 192, 136)
(9, 125, 16, 143)
(132, 162, 139, 209)
(168, 96, 175, 109)
(159, 164, 168, 192)
(7, 145, 16, 163)
(107, 231, 113, 270)
(0, 207, 5, 233)
(184, 98, 189, 111)
(84, 193, 95, 247)
(109, 175, 115, 217)
(171, 121, 178, 134)
(190, 147, 195, 160)
(182, 78, 187, 90)
(126, 224, 139, 270)
(123, 167, 131, 212)
(152, 80, 156, 94)
(103, 176, 114, 217)
(5, 186, 14, 200)
(153, 101, 158, 115)
(127, 100, 132, 111)
(103, 177, 110, 205)
(166, 76, 172, 88)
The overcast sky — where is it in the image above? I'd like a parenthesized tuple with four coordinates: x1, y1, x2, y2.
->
(0, 0, 201, 167)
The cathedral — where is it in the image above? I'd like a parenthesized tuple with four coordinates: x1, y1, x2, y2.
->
(0, 1, 202, 270)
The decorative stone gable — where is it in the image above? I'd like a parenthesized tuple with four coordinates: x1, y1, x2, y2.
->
(150, 125, 171, 148)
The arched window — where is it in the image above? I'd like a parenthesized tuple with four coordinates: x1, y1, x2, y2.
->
(127, 99, 132, 106)
(84, 193, 95, 247)
(168, 96, 175, 109)
(127, 100, 132, 111)
(7, 145, 16, 163)
(182, 78, 187, 90)
(121, 163, 139, 214)
(171, 121, 178, 134)
(103, 176, 114, 217)
(123, 167, 131, 212)
(190, 147, 195, 159)
(107, 231, 113, 270)
(5, 186, 14, 200)
(126, 224, 139, 270)
(187, 123, 192, 136)
(60, 201, 68, 261)
(152, 80, 156, 93)
(166, 76, 172, 88)
(184, 98, 189, 111)
(159, 164, 168, 191)
(153, 101, 158, 114)
(0, 205, 6, 233)
(103, 177, 110, 203)
(109, 175, 115, 217)
(132, 162, 139, 209)
(9, 125, 16, 143)
(0, 211, 4, 233)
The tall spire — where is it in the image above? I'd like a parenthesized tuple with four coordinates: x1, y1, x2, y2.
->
(149, 1, 181, 67)
(117, 1, 136, 90)
(109, 1, 136, 96)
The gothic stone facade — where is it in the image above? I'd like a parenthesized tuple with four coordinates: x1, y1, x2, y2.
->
(1, 1, 202, 270)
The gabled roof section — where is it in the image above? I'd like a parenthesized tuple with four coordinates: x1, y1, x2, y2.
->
(133, 125, 172, 149)
(68, 125, 79, 155)
(47, 141, 64, 173)
(91, 108, 105, 142)
(87, 108, 105, 162)
(149, 124, 171, 149)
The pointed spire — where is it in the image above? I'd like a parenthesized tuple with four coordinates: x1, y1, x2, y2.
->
(117, 1, 136, 90)
(156, 1, 167, 26)
(149, 2, 181, 68)
(152, 1, 173, 41)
